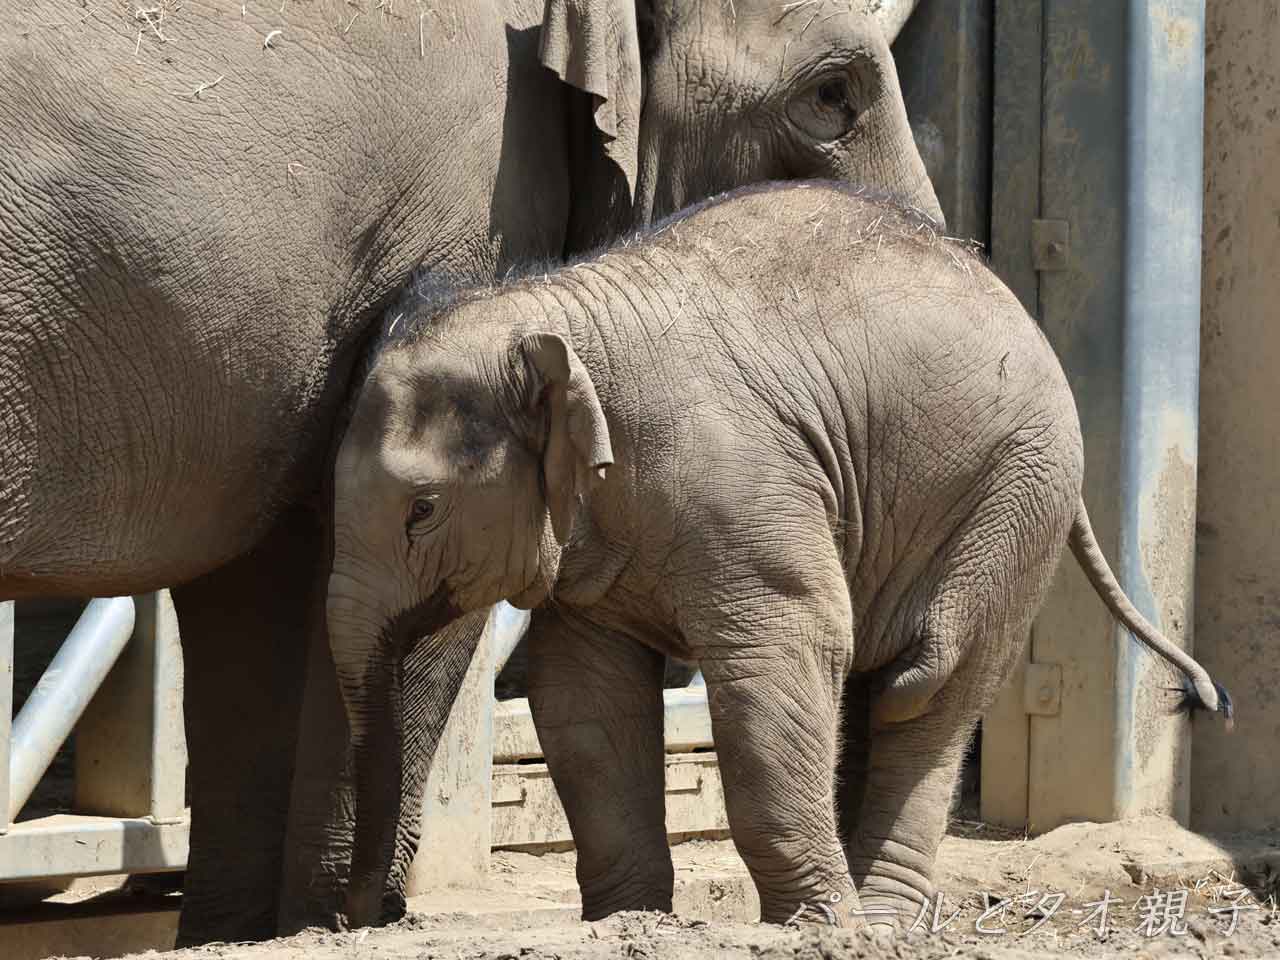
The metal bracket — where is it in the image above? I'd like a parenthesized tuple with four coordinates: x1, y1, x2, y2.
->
(491, 778, 527, 807)
(1031, 219, 1071, 271)
(1023, 662, 1063, 716)
(665, 762, 703, 795)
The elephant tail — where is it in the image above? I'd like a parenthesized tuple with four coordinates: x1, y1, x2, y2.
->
(1069, 500, 1234, 730)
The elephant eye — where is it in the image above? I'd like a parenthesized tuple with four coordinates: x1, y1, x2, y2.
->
(817, 79, 847, 108)
(787, 74, 859, 142)
(406, 496, 441, 538)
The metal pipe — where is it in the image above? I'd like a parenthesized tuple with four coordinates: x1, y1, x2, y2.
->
(0, 602, 13, 832)
(490, 602, 529, 678)
(8, 597, 135, 822)
(493, 685, 715, 763)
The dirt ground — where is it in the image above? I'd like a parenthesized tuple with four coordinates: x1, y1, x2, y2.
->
(51, 817, 1274, 960)
(13, 605, 1280, 957)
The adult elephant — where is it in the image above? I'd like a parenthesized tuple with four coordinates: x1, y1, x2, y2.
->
(0, 0, 939, 944)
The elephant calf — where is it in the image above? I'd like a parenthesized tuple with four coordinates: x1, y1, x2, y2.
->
(328, 181, 1231, 931)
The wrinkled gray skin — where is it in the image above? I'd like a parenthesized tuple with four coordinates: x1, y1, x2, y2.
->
(330, 182, 1230, 932)
(0, 0, 938, 941)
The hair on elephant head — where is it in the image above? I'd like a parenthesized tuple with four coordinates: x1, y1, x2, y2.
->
(544, 0, 942, 249)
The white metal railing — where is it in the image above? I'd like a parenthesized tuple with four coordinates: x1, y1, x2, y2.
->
(489, 600, 715, 763)
(486, 603, 722, 850)
(0, 594, 189, 882)
(0, 595, 718, 882)
(5, 598, 134, 823)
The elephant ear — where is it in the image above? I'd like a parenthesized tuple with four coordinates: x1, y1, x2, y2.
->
(539, 0, 643, 201)
(520, 332, 614, 545)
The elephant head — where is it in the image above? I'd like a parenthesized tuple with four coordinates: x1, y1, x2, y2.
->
(328, 304, 610, 923)
(546, 0, 941, 248)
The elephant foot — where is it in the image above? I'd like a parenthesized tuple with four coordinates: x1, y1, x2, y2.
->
(580, 878, 674, 922)
(758, 875, 870, 931)
(863, 922, 898, 950)
(774, 910, 867, 932)
(344, 878, 386, 931)
(852, 883, 932, 935)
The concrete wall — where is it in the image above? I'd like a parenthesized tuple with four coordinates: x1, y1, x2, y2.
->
(1192, 0, 1280, 833)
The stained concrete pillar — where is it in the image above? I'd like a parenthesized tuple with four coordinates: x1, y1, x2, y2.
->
(407, 608, 498, 892)
(1192, 0, 1280, 833)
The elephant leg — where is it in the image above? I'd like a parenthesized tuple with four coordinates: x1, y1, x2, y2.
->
(174, 506, 320, 945)
(841, 684, 978, 931)
(844, 514, 1060, 931)
(697, 590, 864, 928)
(179, 509, 491, 940)
(526, 607, 672, 920)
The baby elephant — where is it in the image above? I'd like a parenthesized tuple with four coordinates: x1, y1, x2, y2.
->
(327, 182, 1231, 930)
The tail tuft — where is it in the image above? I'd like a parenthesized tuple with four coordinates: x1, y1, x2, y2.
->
(1072, 502, 1236, 732)
(1169, 680, 1235, 731)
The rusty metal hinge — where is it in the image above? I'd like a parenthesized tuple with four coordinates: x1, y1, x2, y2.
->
(1023, 662, 1063, 716)
(1031, 220, 1071, 272)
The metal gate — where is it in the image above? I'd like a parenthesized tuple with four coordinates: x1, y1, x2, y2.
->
(980, 0, 1206, 832)
(0, 596, 188, 882)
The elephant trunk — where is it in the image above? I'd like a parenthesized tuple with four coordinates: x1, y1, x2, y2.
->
(876, 41, 945, 228)
(892, 139, 945, 228)
(346, 666, 403, 929)
(326, 559, 480, 930)
(326, 577, 406, 929)
(872, 0, 922, 45)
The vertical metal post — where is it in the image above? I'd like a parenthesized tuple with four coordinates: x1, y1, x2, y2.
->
(491, 602, 530, 677)
(0, 602, 13, 835)
(986, 0, 1206, 830)
(980, 0, 1045, 829)
(76, 592, 187, 822)
(987, 0, 1044, 315)
(894, 0, 994, 244)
